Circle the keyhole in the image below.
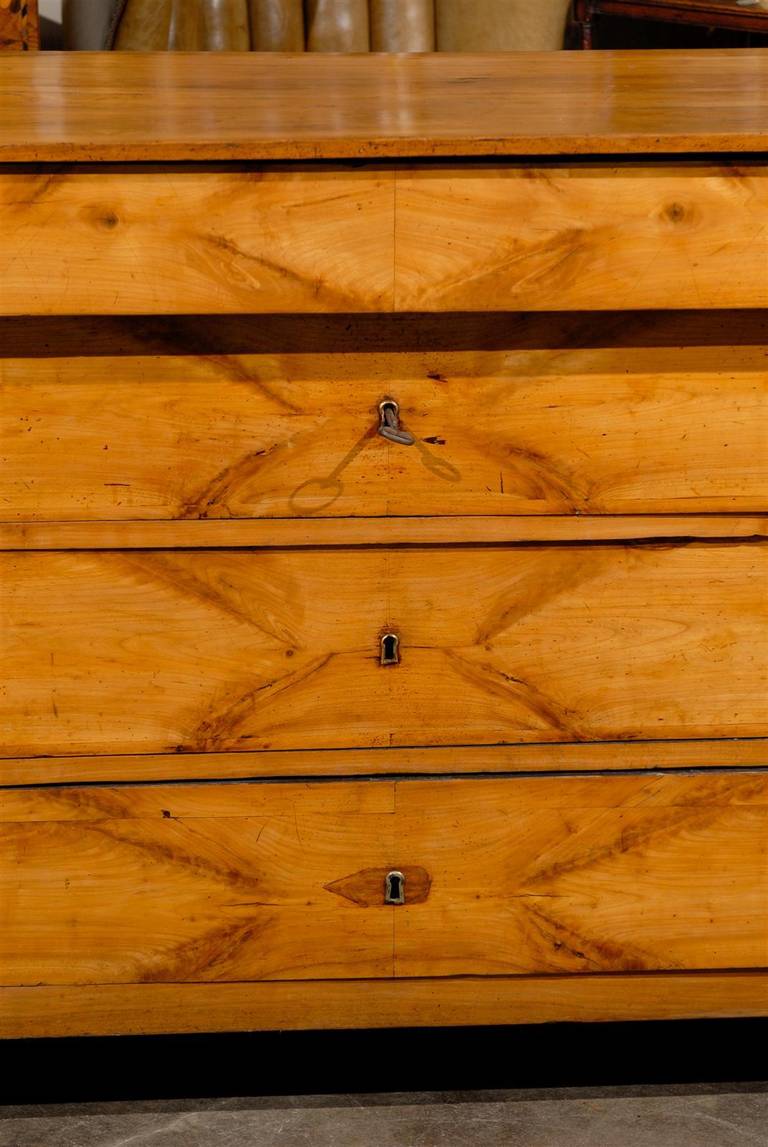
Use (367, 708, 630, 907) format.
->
(385, 870, 406, 905)
(380, 632, 400, 666)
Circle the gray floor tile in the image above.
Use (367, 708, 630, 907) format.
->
(0, 1087, 766, 1147)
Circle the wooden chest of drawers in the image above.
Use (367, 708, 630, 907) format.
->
(1, 51, 767, 1039)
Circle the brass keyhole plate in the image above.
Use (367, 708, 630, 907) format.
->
(384, 870, 406, 905)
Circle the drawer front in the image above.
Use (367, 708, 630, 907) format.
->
(2, 543, 765, 758)
(0, 168, 394, 315)
(396, 164, 768, 311)
(4, 164, 767, 318)
(2, 773, 766, 985)
(3, 337, 766, 520)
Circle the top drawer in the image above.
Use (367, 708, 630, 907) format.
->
(1, 163, 767, 315)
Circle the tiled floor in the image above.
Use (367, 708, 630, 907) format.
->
(1, 1085, 766, 1147)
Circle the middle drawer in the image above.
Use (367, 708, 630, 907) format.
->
(3, 541, 765, 760)
(2, 332, 766, 520)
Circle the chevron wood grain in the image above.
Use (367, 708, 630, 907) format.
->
(2, 773, 766, 987)
(4, 163, 768, 315)
(396, 164, 768, 311)
(2, 340, 765, 519)
(0, 167, 394, 315)
(393, 773, 768, 977)
(0, 781, 397, 986)
(2, 542, 765, 758)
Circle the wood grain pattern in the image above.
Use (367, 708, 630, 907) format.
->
(2, 52, 768, 162)
(0, 780, 396, 986)
(3, 971, 767, 1038)
(0, 168, 394, 315)
(396, 164, 768, 311)
(4, 163, 768, 315)
(394, 774, 768, 979)
(2, 515, 765, 551)
(3, 341, 765, 519)
(2, 543, 765, 758)
(4, 739, 767, 788)
(2, 773, 766, 987)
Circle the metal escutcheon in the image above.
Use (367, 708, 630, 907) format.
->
(378, 399, 415, 446)
(384, 870, 406, 905)
(380, 632, 400, 666)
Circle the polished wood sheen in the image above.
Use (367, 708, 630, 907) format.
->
(3, 972, 767, 1039)
(2, 773, 766, 987)
(2, 52, 768, 161)
(3, 340, 765, 517)
(2, 543, 765, 757)
(0, 168, 393, 316)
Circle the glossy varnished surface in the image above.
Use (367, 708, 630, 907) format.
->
(2, 51, 768, 162)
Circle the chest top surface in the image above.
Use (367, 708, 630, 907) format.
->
(1, 49, 768, 162)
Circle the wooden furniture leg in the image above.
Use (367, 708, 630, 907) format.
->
(573, 0, 595, 47)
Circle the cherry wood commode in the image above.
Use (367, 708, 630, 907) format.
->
(1, 52, 767, 1039)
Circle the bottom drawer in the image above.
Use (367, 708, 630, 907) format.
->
(3, 772, 767, 988)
